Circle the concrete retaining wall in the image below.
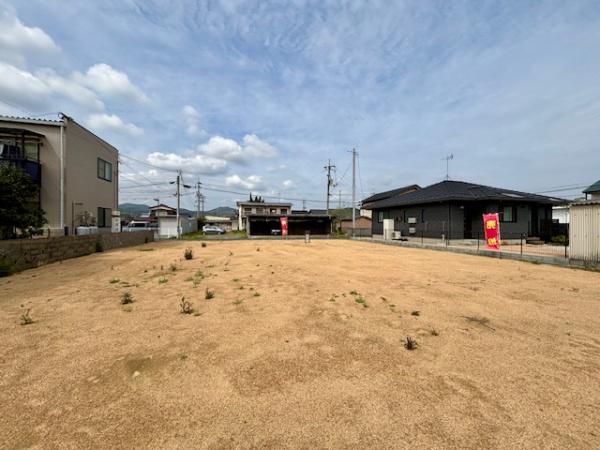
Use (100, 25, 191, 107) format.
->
(0, 231, 154, 274)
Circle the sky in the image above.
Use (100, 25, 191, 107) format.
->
(1, 0, 599, 210)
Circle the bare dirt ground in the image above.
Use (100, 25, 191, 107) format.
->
(1, 239, 599, 449)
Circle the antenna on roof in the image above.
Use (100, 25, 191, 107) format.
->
(442, 154, 454, 180)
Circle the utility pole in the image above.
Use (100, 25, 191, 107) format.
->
(350, 148, 358, 235)
(175, 171, 181, 238)
(338, 190, 342, 208)
(195, 179, 203, 218)
(324, 159, 336, 215)
(302, 199, 306, 211)
(170, 170, 191, 239)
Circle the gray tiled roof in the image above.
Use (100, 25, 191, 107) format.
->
(366, 180, 567, 209)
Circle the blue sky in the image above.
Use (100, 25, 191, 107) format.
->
(1, 0, 599, 210)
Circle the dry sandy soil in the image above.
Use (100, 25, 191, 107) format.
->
(1, 239, 599, 449)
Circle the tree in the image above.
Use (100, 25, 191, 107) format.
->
(0, 164, 46, 239)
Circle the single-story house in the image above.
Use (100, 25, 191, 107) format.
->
(204, 215, 238, 231)
(362, 180, 567, 241)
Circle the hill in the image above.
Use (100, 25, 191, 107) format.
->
(118, 203, 235, 217)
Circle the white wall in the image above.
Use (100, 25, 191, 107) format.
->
(157, 216, 198, 239)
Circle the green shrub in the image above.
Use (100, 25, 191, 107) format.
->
(0, 259, 12, 277)
(551, 235, 568, 245)
(184, 248, 193, 260)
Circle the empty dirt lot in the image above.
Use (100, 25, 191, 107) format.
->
(1, 239, 599, 449)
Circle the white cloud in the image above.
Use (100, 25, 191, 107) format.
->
(36, 68, 104, 110)
(241, 134, 278, 158)
(146, 152, 227, 175)
(0, 6, 59, 66)
(0, 62, 51, 110)
(197, 134, 278, 164)
(182, 105, 204, 136)
(87, 113, 143, 137)
(282, 179, 294, 189)
(225, 174, 265, 190)
(74, 63, 149, 105)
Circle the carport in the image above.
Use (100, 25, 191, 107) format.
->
(247, 214, 331, 236)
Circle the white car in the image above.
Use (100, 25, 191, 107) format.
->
(202, 225, 225, 235)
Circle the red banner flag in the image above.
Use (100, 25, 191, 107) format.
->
(482, 213, 501, 250)
(280, 216, 288, 236)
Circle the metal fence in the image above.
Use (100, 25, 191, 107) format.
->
(400, 230, 571, 260)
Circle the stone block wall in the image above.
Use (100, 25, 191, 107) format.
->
(0, 231, 154, 274)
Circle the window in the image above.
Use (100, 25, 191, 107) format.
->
(377, 211, 390, 223)
(256, 207, 264, 214)
(97, 207, 112, 227)
(270, 208, 277, 214)
(244, 207, 252, 213)
(500, 205, 516, 223)
(280, 208, 288, 215)
(97, 158, 112, 181)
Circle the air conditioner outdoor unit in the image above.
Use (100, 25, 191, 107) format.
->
(408, 217, 417, 224)
(392, 231, 402, 240)
(409, 227, 416, 234)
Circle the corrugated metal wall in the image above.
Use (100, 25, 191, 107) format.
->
(569, 203, 600, 261)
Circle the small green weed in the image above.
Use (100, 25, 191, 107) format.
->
(20, 308, 33, 325)
(158, 276, 168, 284)
(233, 299, 243, 305)
(109, 278, 120, 284)
(184, 248, 193, 260)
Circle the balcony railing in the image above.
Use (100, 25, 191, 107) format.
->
(0, 156, 41, 184)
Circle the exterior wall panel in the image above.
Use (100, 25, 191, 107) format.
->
(569, 203, 600, 261)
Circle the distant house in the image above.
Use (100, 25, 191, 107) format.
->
(0, 114, 119, 235)
(236, 199, 291, 231)
(123, 203, 197, 238)
(361, 184, 420, 210)
(204, 215, 237, 231)
(362, 180, 566, 241)
(583, 179, 600, 201)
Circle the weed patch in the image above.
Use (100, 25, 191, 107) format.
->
(20, 308, 33, 325)
(184, 248, 193, 260)
(180, 297, 194, 314)
(404, 336, 418, 350)
(120, 292, 134, 305)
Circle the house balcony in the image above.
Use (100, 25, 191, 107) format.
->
(0, 127, 44, 185)
(0, 156, 42, 184)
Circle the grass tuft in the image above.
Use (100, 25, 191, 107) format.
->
(205, 288, 215, 300)
(184, 248, 193, 260)
(20, 308, 33, 325)
(180, 297, 194, 314)
(120, 291, 134, 305)
(109, 278, 120, 284)
(404, 336, 418, 350)
(411, 310, 420, 316)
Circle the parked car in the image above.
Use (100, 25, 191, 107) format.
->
(203, 225, 225, 235)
